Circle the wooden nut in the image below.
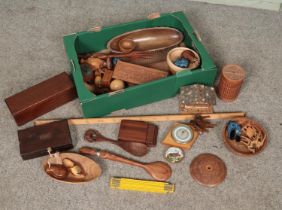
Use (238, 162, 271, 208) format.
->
(46, 164, 68, 179)
(62, 158, 75, 168)
(69, 165, 82, 176)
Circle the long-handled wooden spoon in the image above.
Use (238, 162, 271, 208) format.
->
(84, 129, 148, 157)
(80, 147, 172, 181)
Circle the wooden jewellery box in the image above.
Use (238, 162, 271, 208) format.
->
(63, 11, 217, 118)
(18, 120, 73, 160)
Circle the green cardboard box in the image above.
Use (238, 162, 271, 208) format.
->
(63, 11, 217, 118)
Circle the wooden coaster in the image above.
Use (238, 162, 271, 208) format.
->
(162, 123, 199, 150)
(223, 117, 268, 156)
(190, 153, 227, 187)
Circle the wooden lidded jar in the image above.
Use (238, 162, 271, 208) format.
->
(217, 64, 246, 101)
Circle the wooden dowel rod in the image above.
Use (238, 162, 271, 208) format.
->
(34, 112, 245, 126)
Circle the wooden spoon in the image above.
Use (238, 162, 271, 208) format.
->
(79, 147, 172, 181)
(84, 129, 148, 157)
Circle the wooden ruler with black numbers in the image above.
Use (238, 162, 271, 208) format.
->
(34, 112, 245, 126)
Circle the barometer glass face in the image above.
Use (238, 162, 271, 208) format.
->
(171, 125, 193, 144)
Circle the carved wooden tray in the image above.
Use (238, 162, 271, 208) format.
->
(43, 153, 102, 184)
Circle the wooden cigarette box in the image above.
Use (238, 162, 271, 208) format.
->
(18, 120, 73, 160)
(118, 120, 158, 147)
(113, 61, 168, 84)
(5, 72, 77, 126)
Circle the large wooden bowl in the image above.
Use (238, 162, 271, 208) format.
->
(222, 117, 268, 156)
(43, 153, 102, 183)
(107, 27, 183, 64)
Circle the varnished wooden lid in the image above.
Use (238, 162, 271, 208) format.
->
(190, 153, 227, 187)
(222, 64, 246, 81)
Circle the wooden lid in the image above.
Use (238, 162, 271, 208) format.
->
(222, 64, 245, 81)
(190, 153, 227, 187)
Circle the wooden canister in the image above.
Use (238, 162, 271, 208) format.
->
(217, 64, 246, 101)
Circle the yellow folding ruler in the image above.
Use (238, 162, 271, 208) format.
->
(109, 177, 175, 194)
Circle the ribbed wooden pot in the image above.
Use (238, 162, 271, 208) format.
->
(217, 64, 246, 101)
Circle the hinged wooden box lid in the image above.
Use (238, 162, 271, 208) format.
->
(118, 120, 158, 147)
(5, 72, 77, 126)
(18, 120, 73, 160)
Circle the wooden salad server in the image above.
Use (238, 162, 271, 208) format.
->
(79, 147, 172, 181)
(84, 129, 148, 157)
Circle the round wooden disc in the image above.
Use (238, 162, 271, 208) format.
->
(190, 153, 227, 187)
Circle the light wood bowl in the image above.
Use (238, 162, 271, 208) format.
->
(223, 117, 268, 156)
(43, 153, 102, 184)
(167, 47, 200, 74)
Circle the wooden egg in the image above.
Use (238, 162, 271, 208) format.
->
(110, 79, 125, 91)
(62, 158, 75, 168)
(70, 165, 82, 176)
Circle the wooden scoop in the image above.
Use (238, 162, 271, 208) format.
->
(80, 147, 172, 181)
(84, 129, 148, 157)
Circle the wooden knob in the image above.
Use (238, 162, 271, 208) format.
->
(119, 38, 136, 53)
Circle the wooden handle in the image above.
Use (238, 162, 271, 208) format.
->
(80, 147, 143, 167)
(79, 147, 99, 156)
(96, 136, 118, 145)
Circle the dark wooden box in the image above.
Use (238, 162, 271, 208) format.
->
(5, 72, 77, 126)
(18, 120, 73, 160)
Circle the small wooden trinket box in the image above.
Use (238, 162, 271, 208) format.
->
(18, 120, 73, 160)
(179, 84, 216, 114)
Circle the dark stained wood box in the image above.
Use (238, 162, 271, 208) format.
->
(18, 120, 73, 160)
(5, 72, 77, 126)
(118, 120, 158, 147)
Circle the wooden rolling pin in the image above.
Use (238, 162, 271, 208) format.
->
(34, 112, 245, 126)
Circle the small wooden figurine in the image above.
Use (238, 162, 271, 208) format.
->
(101, 69, 113, 87)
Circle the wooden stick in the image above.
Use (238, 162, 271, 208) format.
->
(34, 112, 245, 126)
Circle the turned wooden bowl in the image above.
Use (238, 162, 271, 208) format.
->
(167, 47, 200, 74)
(107, 27, 183, 64)
(222, 117, 268, 156)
